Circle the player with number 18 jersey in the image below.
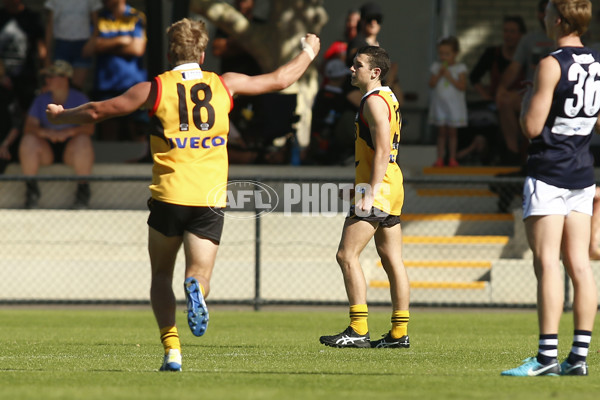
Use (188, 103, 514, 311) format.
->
(149, 64, 233, 207)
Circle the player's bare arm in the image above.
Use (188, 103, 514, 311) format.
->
(222, 34, 320, 97)
(46, 81, 154, 125)
(520, 56, 560, 139)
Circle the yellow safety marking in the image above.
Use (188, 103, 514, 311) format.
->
(402, 213, 513, 221)
(376, 260, 492, 268)
(370, 280, 487, 290)
(403, 236, 509, 244)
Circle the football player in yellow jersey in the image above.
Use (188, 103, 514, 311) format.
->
(319, 46, 411, 349)
(46, 18, 320, 371)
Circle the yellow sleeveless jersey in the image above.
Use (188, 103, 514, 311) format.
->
(354, 86, 404, 215)
(148, 64, 233, 207)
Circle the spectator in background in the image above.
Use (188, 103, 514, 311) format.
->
(345, 2, 403, 108)
(84, 0, 148, 150)
(346, 2, 381, 65)
(428, 36, 468, 167)
(44, 0, 102, 91)
(496, 0, 553, 164)
(320, 8, 359, 88)
(308, 58, 354, 165)
(0, 0, 46, 136)
(19, 60, 94, 209)
(323, 8, 360, 63)
(457, 15, 526, 165)
(470, 16, 526, 102)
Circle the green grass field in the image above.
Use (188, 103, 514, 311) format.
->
(0, 307, 599, 400)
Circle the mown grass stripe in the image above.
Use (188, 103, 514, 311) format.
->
(402, 213, 513, 221)
(404, 235, 509, 244)
(370, 280, 487, 290)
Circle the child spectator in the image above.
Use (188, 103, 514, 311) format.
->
(428, 36, 468, 167)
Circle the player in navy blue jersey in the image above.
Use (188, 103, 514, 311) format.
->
(502, 0, 598, 377)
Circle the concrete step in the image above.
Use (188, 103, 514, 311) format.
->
(402, 213, 513, 236)
(403, 183, 501, 214)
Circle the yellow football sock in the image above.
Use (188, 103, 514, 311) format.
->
(160, 325, 181, 354)
(349, 304, 369, 335)
(390, 310, 409, 338)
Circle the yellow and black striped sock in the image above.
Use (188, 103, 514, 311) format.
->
(390, 310, 409, 338)
(349, 304, 369, 335)
(160, 325, 181, 354)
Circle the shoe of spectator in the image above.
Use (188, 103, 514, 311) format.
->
(73, 183, 91, 209)
(448, 159, 459, 167)
(25, 180, 40, 209)
(432, 158, 444, 167)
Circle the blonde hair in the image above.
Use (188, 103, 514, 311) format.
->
(167, 18, 209, 65)
(551, 0, 592, 36)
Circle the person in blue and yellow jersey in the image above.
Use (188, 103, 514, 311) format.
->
(319, 46, 410, 349)
(46, 18, 320, 372)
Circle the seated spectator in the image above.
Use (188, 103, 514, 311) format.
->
(44, 0, 102, 90)
(19, 60, 94, 209)
(470, 16, 526, 102)
(495, 0, 553, 165)
(457, 15, 526, 165)
(307, 59, 355, 165)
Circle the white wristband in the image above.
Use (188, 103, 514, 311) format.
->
(301, 37, 315, 61)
